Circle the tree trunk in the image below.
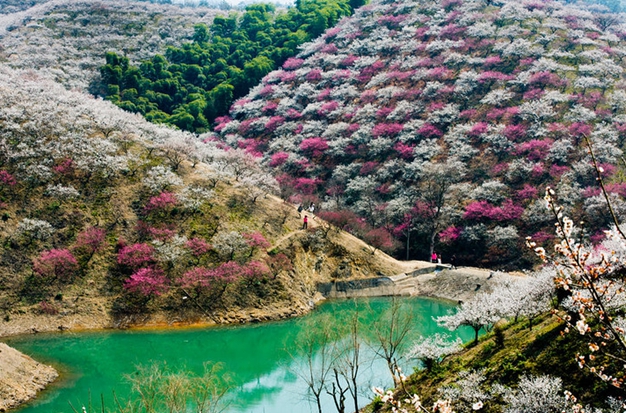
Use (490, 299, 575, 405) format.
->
(406, 229, 410, 261)
(429, 229, 437, 258)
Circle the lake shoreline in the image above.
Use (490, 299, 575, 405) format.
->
(3, 296, 469, 413)
(0, 267, 512, 411)
(0, 266, 511, 339)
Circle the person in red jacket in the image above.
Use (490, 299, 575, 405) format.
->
(302, 215, 308, 229)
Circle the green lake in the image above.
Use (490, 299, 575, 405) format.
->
(5, 297, 472, 413)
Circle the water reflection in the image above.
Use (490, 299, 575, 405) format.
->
(7, 297, 471, 413)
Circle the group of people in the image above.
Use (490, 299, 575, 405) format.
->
(298, 203, 316, 229)
(432, 251, 457, 269)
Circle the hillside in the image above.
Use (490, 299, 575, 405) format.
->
(368, 314, 622, 412)
(0, 65, 421, 337)
(210, 0, 626, 269)
(3, 0, 626, 411)
(0, 0, 221, 89)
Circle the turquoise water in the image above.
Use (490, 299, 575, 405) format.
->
(6, 297, 471, 413)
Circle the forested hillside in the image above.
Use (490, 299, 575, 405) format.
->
(98, 0, 362, 131)
(0, 65, 403, 330)
(209, 0, 626, 269)
(0, 0, 220, 89)
(2, 0, 626, 412)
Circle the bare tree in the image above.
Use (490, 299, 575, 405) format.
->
(292, 313, 339, 413)
(413, 159, 467, 257)
(368, 298, 414, 385)
(326, 303, 364, 413)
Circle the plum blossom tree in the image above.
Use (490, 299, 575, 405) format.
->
(15, 218, 55, 244)
(212, 231, 249, 261)
(488, 268, 554, 329)
(408, 333, 462, 371)
(236, 171, 280, 204)
(264, 253, 293, 279)
(177, 185, 214, 211)
(117, 243, 155, 269)
(363, 227, 395, 255)
(178, 261, 245, 309)
(144, 192, 178, 216)
(44, 184, 80, 201)
(436, 292, 501, 345)
(185, 238, 212, 257)
(33, 249, 79, 283)
(502, 375, 569, 413)
(151, 235, 187, 269)
(159, 134, 199, 170)
(438, 369, 491, 413)
(72, 227, 106, 262)
(211, 149, 262, 182)
(527, 187, 626, 389)
(124, 267, 169, 297)
(243, 231, 271, 256)
(143, 166, 183, 193)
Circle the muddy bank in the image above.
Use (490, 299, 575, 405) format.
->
(1, 266, 515, 337)
(0, 343, 58, 412)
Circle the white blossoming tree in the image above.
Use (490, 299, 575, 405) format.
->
(436, 293, 502, 346)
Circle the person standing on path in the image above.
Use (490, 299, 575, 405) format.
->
(450, 254, 457, 269)
(431, 251, 438, 263)
(303, 215, 308, 229)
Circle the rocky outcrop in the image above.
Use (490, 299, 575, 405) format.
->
(0, 343, 58, 412)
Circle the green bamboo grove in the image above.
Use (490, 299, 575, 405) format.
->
(99, 0, 364, 132)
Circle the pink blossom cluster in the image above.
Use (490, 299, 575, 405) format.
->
(464, 200, 524, 221)
(144, 192, 178, 213)
(33, 249, 79, 281)
(124, 267, 169, 296)
(117, 243, 155, 268)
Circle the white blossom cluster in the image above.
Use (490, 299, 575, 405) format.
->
(15, 218, 55, 241)
(142, 165, 184, 193)
(45, 183, 80, 200)
(0, 0, 222, 90)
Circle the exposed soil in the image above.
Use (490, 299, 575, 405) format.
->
(412, 267, 523, 303)
(0, 343, 58, 412)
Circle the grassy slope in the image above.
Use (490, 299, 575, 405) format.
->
(367, 314, 620, 412)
